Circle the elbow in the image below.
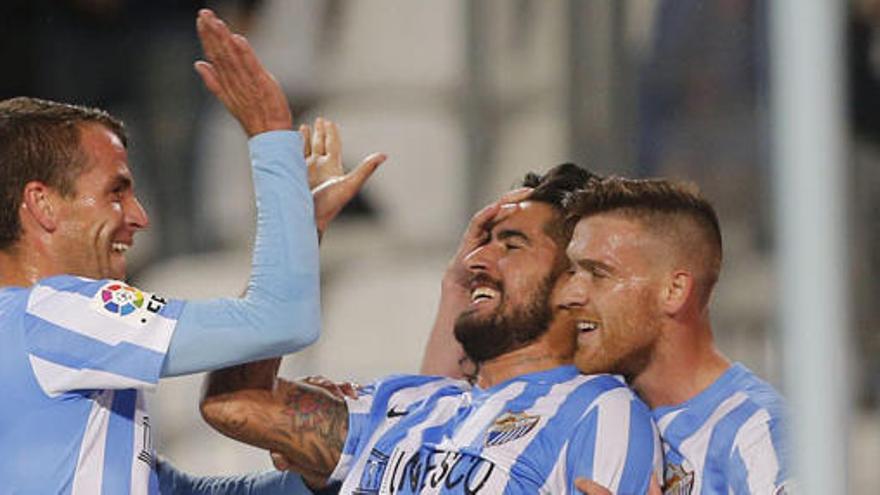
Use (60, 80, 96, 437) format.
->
(199, 395, 236, 433)
(264, 301, 320, 353)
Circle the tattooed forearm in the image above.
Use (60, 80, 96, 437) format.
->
(203, 358, 281, 398)
(200, 379, 349, 478)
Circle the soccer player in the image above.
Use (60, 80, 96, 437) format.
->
(558, 177, 792, 494)
(0, 9, 382, 494)
(197, 164, 662, 494)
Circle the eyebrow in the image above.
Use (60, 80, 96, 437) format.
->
(572, 257, 615, 274)
(107, 174, 133, 191)
(495, 229, 531, 245)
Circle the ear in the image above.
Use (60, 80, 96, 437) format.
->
(21, 181, 60, 233)
(659, 270, 693, 316)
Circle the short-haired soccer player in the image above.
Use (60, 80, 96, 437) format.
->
(0, 9, 383, 493)
(559, 177, 792, 494)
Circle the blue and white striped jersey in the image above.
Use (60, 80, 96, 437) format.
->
(332, 365, 662, 494)
(0, 275, 184, 494)
(653, 363, 791, 495)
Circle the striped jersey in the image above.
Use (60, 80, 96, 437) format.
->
(332, 365, 662, 494)
(653, 363, 791, 494)
(0, 275, 183, 494)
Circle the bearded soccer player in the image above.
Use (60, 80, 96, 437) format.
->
(0, 10, 384, 494)
(558, 177, 792, 494)
(196, 164, 661, 494)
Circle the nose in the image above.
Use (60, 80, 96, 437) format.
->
(126, 195, 150, 230)
(463, 243, 496, 276)
(558, 273, 588, 310)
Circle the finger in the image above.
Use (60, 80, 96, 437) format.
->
(491, 202, 521, 224)
(270, 452, 291, 471)
(313, 118, 326, 156)
(339, 382, 359, 399)
(648, 473, 663, 495)
(303, 375, 333, 387)
(199, 11, 232, 69)
(300, 124, 311, 157)
(574, 478, 612, 495)
(497, 186, 533, 205)
(345, 153, 387, 190)
(194, 61, 223, 98)
(464, 201, 502, 238)
(325, 120, 341, 164)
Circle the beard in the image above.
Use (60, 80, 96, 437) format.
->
(453, 274, 555, 364)
(574, 289, 660, 381)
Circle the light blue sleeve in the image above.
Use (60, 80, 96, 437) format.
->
(160, 130, 321, 377)
(156, 458, 316, 495)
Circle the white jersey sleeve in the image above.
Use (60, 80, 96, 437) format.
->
(22, 275, 183, 396)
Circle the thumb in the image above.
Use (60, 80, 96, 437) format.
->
(574, 478, 612, 495)
(270, 451, 292, 470)
(648, 473, 663, 495)
(345, 152, 387, 191)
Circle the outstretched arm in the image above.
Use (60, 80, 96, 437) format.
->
(162, 9, 320, 376)
(419, 188, 532, 378)
(201, 363, 349, 488)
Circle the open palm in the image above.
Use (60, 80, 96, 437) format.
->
(300, 118, 387, 238)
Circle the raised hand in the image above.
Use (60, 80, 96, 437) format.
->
(194, 9, 292, 136)
(299, 118, 386, 238)
(443, 187, 533, 291)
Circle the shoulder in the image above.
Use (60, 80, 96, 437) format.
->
(366, 374, 468, 398)
(24, 275, 184, 335)
(576, 374, 643, 410)
(731, 365, 788, 419)
(349, 374, 467, 415)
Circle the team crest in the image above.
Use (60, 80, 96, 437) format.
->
(663, 463, 694, 495)
(485, 411, 540, 447)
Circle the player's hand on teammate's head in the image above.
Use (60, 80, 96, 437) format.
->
(302, 118, 387, 239)
(443, 187, 533, 291)
(194, 9, 292, 136)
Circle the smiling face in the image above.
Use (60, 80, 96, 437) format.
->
(453, 201, 567, 363)
(558, 213, 665, 379)
(51, 123, 149, 280)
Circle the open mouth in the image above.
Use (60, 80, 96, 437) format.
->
(576, 320, 600, 334)
(111, 242, 130, 254)
(471, 286, 499, 304)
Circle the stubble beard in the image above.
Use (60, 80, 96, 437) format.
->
(575, 291, 660, 382)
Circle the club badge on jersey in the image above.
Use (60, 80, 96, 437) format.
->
(485, 411, 540, 447)
(663, 463, 695, 495)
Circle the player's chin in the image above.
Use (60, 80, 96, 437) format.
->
(107, 254, 128, 280)
(572, 347, 604, 376)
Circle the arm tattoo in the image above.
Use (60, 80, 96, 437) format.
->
(201, 378, 349, 479)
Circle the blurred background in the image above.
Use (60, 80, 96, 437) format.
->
(2, 0, 877, 491)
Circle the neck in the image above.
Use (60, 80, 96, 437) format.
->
(476, 342, 570, 389)
(0, 241, 56, 287)
(630, 317, 730, 409)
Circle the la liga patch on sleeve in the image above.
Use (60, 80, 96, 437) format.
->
(92, 281, 168, 327)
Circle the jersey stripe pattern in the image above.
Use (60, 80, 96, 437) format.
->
(0, 275, 183, 494)
(653, 363, 792, 494)
(332, 365, 661, 494)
